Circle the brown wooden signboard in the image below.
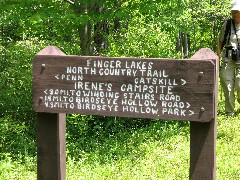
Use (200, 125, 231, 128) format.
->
(33, 46, 218, 180)
(33, 55, 216, 122)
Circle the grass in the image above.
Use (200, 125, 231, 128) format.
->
(66, 121, 190, 180)
(1, 94, 240, 179)
(0, 154, 36, 179)
(217, 115, 240, 179)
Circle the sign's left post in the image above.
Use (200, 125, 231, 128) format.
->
(33, 46, 66, 180)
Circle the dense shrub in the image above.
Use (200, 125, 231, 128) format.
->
(0, 39, 81, 158)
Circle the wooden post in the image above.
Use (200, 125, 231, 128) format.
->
(190, 48, 218, 179)
(36, 46, 66, 180)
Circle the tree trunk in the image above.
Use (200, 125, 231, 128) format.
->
(71, 2, 93, 56)
(78, 22, 92, 56)
(93, 3, 109, 55)
(176, 31, 190, 58)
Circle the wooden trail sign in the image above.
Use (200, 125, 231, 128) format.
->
(33, 55, 216, 122)
(33, 46, 218, 180)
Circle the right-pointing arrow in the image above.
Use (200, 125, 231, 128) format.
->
(181, 79, 187, 86)
(186, 102, 191, 108)
(189, 110, 195, 116)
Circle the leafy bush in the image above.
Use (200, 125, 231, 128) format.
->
(106, 18, 180, 58)
(0, 116, 36, 160)
(0, 40, 39, 117)
(66, 113, 189, 160)
(0, 38, 81, 159)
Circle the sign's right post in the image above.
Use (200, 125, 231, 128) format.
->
(190, 48, 218, 180)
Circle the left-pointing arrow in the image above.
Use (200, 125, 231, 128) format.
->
(55, 74, 59, 80)
(44, 89, 48, 95)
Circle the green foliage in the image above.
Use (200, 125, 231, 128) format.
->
(0, 41, 35, 116)
(2, 113, 240, 179)
(0, 116, 36, 160)
(66, 114, 155, 159)
(0, 153, 36, 179)
(1, 0, 231, 55)
(106, 19, 179, 58)
(0, 38, 80, 117)
(66, 120, 190, 180)
(1, 0, 240, 179)
(66, 112, 239, 179)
